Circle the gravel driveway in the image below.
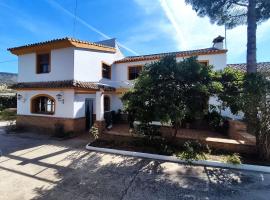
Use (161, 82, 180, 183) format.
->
(0, 125, 270, 200)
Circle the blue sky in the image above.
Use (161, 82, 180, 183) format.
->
(0, 0, 270, 73)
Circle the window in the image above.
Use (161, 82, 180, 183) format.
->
(104, 96, 110, 112)
(128, 66, 142, 80)
(31, 95, 55, 114)
(199, 61, 209, 67)
(102, 62, 111, 79)
(36, 53, 50, 74)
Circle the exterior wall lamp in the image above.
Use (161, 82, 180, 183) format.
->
(56, 92, 64, 104)
(17, 94, 23, 100)
(17, 93, 26, 103)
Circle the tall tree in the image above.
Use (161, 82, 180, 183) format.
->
(185, 0, 270, 73)
(122, 56, 220, 137)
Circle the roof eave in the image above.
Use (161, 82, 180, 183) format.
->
(114, 49, 228, 64)
(8, 38, 116, 55)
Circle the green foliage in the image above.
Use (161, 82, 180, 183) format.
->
(177, 140, 211, 163)
(185, 0, 270, 73)
(205, 108, 228, 134)
(242, 73, 270, 160)
(185, 0, 270, 28)
(0, 95, 16, 111)
(141, 137, 174, 155)
(122, 56, 219, 136)
(225, 153, 242, 165)
(218, 67, 245, 114)
(219, 71, 270, 160)
(90, 126, 99, 140)
(0, 109, 16, 121)
(134, 123, 161, 137)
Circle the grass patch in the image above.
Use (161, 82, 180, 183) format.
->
(224, 153, 242, 165)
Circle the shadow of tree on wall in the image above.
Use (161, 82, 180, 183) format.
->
(30, 150, 269, 200)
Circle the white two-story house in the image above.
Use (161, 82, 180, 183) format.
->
(8, 36, 227, 133)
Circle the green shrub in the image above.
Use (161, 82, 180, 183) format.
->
(0, 95, 16, 111)
(225, 153, 241, 165)
(134, 123, 161, 137)
(143, 137, 173, 155)
(89, 126, 99, 140)
(177, 140, 210, 162)
(205, 109, 229, 134)
(0, 109, 16, 121)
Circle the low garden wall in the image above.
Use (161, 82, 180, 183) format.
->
(103, 119, 257, 154)
(228, 120, 256, 144)
(103, 131, 256, 155)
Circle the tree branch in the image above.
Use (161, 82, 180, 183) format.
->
(233, 2, 248, 7)
(229, 1, 248, 7)
(229, 13, 247, 18)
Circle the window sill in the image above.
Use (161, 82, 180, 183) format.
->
(36, 72, 51, 74)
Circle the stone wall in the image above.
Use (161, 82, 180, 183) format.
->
(17, 115, 86, 134)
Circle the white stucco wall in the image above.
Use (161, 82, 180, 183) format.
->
(16, 44, 126, 119)
(72, 93, 123, 118)
(73, 94, 96, 118)
(113, 53, 227, 88)
(17, 90, 75, 118)
(111, 94, 123, 111)
(209, 96, 244, 120)
(15, 41, 228, 120)
(74, 46, 124, 82)
(18, 48, 74, 82)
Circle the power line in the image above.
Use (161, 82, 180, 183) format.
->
(72, 0, 78, 37)
(47, 0, 139, 55)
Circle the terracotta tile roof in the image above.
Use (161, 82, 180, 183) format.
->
(12, 80, 115, 91)
(114, 48, 227, 63)
(8, 37, 116, 55)
(227, 62, 270, 73)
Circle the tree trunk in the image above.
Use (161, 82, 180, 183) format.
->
(247, 0, 257, 73)
(257, 132, 270, 162)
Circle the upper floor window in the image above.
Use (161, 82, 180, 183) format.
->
(199, 60, 209, 67)
(36, 53, 50, 74)
(102, 62, 111, 79)
(128, 65, 142, 80)
(31, 95, 55, 115)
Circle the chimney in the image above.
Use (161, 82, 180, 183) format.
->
(212, 35, 225, 49)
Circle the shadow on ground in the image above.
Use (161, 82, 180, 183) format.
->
(1, 129, 270, 200)
(31, 152, 270, 200)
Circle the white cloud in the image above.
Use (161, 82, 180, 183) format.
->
(133, 0, 160, 14)
(159, 0, 187, 49)
(134, 0, 270, 63)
